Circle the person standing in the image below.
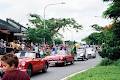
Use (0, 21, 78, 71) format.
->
(0, 39, 4, 48)
(0, 53, 30, 80)
(21, 42, 25, 51)
(3, 41, 7, 53)
(39, 47, 44, 58)
(0, 39, 5, 54)
(71, 45, 77, 56)
(34, 45, 39, 53)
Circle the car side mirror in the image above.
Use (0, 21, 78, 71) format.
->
(36, 53, 40, 58)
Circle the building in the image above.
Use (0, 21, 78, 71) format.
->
(0, 18, 27, 42)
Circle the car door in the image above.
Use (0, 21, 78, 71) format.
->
(65, 53, 73, 62)
(35, 53, 44, 70)
(28, 52, 39, 72)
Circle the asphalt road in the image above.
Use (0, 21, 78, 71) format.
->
(31, 54, 101, 80)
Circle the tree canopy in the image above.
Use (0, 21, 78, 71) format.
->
(26, 14, 82, 44)
(103, 0, 120, 21)
(83, 0, 120, 60)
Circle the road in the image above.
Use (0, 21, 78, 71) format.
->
(31, 54, 101, 80)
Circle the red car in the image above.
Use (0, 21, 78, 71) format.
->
(15, 51, 49, 76)
(44, 50, 74, 66)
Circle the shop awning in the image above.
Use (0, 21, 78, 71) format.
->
(0, 29, 10, 34)
(0, 19, 21, 33)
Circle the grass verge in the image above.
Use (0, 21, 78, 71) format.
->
(68, 66, 120, 80)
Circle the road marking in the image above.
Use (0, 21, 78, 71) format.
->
(60, 67, 95, 80)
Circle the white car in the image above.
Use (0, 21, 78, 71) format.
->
(74, 48, 88, 61)
(86, 47, 96, 58)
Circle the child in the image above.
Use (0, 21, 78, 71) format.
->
(0, 53, 30, 80)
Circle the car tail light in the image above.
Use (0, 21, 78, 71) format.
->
(19, 61, 26, 68)
(21, 62, 26, 66)
(18, 62, 26, 69)
(60, 57, 64, 60)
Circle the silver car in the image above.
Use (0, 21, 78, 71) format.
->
(86, 47, 96, 58)
(74, 48, 88, 61)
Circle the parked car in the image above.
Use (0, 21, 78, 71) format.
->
(86, 47, 96, 58)
(44, 50, 74, 66)
(15, 51, 49, 76)
(74, 48, 88, 61)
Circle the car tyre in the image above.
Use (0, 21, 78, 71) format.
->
(93, 55, 96, 58)
(63, 60, 67, 66)
(42, 63, 48, 73)
(27, 65, 32, 77)
(70, 60, 74, 64)
(87, 54, 91, 59)
(82, 55, 86, 61)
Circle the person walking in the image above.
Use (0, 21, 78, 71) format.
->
(0, 53, 30, 80)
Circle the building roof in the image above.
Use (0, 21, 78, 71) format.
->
(6, 18, 27, 30)
(0, 19, 21, 33)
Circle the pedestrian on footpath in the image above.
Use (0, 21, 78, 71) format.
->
(0, 53, 30, 80)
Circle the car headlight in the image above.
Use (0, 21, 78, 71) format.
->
(80, 53, 84, 56)
(20, 61, 26, 66)
(60, 57, 64, 60)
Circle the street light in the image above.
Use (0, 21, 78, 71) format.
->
(43, 2, 65, 45)
(43, 2, 66, 29)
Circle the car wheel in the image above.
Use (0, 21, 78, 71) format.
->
(82, 58, 85, 61)
(85, 55, 89, 60)
(82, 55, 85, 61)
(87, 54, 91, 59)
(70, 60, 74, 64)
(27, 65, 32, 77)
(93, 55, 96, 58)
(0, 69, 4, 78)
(63, 60, 67, 66)
(42, 63, 48, 73)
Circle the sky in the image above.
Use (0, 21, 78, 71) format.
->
(0, 0, 111, 42)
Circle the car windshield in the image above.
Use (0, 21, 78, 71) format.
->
(86, 48, 94, 52)
(15, 51, 35, 58)
(77, 48, 85, 52)
(57, 50, 67, 55)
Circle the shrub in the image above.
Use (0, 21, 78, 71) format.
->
(99, 58, 114, 66)
(108, 47, 120, 60)
(99, 47, 108, 58)
(114, 59, 120, 66)
(100, 45, 120, 60)
(99, 22, 120, 61)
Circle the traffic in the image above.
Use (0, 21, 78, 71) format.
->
(0, 42, 98, 78)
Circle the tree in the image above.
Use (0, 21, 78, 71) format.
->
(26, 27, 52, 44)
(91, 24, 103, 31)
(45, 18, 82, 36)
(26, 28, 38, 43)
(103, 0, 120, 21)
(27, 14, 82, 44)
(29, 14, 82, 35)
(54, 38, 63, 45)
(82, 32, 104, 45)
(82, 0, 120, 60)
(99, 0, 120, 60)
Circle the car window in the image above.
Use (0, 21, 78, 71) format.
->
(57, 50, 67, 55)
(86, 48, 94, 52)
(26, 52, 35, 58)
(20, 51, 26, 57)
(36, 53, 40, 58)
(77, 48, 85, 52)
(16, 52, 35, 58)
